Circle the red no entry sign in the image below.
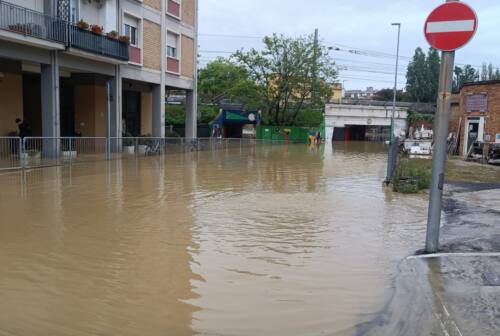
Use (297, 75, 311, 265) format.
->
(424, 2, 478, 51)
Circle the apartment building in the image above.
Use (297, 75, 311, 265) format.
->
(0, 0, 198, 139)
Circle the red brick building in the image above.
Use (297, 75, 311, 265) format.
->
(451, 81, 500, 156)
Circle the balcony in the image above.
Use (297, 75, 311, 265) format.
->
(0, 1, 67, 44)
(0, 1, 129, 62)
(68, 25, 129, 61)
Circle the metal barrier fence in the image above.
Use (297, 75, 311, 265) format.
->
(0, 0, 67, 43)
(0, 137, 297, 171)
(0, 137, 22, 170)
(0, 0, 128, 61)
(68, 25, 129, 61)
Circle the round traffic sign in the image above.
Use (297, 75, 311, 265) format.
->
(424, 2, 477, 52)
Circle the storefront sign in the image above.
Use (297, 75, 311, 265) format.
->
(466, 94, 488, 112)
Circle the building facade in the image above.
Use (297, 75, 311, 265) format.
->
(324, 103, 408, 142)
(343, 87, 377, 101)
(0, 0, 198, 139)
(450, 81, 500, 156)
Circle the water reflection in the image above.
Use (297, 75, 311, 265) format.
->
(0, 159, 199, 336)
(0, 143, 429, 336)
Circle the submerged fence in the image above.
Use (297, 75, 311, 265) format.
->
(0, 137, 296, 171)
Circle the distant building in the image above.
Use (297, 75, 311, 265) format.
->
(449, 80, 500, 156)
(324, 102, 408, 142)
(330, 83, 343, 104)
(0, 0, 198, 138)
(344, 87, 377, 101)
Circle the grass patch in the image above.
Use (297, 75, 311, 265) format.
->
(446, 158, 500, 183)
(393, 158, 432, 193)
(392, 156, 500, 193)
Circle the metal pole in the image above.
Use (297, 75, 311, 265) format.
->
(385, 23, 401, 184)
(311, 28, 319, 110)
(106, 81, 111, 160)
(391, 23, 401, 142)
(425, 49, 455, 253)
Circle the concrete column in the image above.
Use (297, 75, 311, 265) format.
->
(185, 90, 197, 139)
(155, 0, 166, 138)
(41, 50, 60, 156)
(152, 84, 165, 137)
(107, 66, 122, 154)
(107, 66, 122, 138)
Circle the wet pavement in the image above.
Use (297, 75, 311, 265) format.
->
(0, 143, 497, 335)
(362, 182, 500, 336)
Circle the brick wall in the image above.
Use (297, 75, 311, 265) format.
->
(143, 20, 161, 71)
(458, 82, 500, 154)
(181, 0, 195, 27)
(181, 35, 194, 78)
(143, 0, 161, 11)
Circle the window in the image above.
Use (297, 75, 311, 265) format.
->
(167, 46, 177, 58)
(167, 32, 179, 59)
(124, 24, 137, 46)
(123, 15, 139, 47)
(70, 0, 79, 22)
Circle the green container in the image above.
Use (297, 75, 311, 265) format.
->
(256, 125, 325, 143)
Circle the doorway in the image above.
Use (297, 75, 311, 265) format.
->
(60, 78, 75, 136)
(122, 91, 141, 136)
(464, 117, 484, 156)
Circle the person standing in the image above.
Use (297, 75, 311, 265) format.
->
(316, 132, 322, 145)
(16, 118, 32, 138)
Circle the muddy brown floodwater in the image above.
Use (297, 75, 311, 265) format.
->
(0, 142, 429, 336)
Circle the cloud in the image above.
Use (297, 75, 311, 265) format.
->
(199, 0, 500, 89)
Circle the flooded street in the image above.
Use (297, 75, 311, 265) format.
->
(0, 143, 430, 336)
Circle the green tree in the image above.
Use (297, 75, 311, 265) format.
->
(405, 47, 428, 102)
(481, 62, 488, 81)
(233, 34, 337, 126)
(426, 48, 441, 102)
(405, 47, 441, 103)
(373, 88, 405, 102)
(479, 62, 500, 81)
(197, 58, 264, 110)
(453, 64, 479, 92)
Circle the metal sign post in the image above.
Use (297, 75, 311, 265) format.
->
(423, 0, 478, 253)
(425, 50, 455, 253)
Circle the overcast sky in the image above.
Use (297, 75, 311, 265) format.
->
(198, 0, 500, 90)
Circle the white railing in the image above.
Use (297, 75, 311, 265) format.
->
(0, 137, 22, 170)
(0, 137, 298, 170)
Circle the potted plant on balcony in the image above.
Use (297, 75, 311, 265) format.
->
(8, 23, 32, 35)
(122, 133, 135, 154)
(76, 19, 89, 30)
(106, 30, 118, 40)
(118, 35, 130, 44)
(90, 24, 103, 35)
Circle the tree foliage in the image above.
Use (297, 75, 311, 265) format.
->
(480, 62, 500, 81)
(232, 34, 337, 126)
(373, 88, 406, 102)
(197, 58, 264, 110)
(453, 64, 479, 92)
(405, 47, 440, 103)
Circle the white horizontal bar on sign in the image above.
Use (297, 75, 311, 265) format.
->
(426, 20, 475, 33)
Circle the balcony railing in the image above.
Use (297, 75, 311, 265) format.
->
(0, 1, 129, 61)
(68, 25, 129, 61)
(0, 0, 67, 43)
